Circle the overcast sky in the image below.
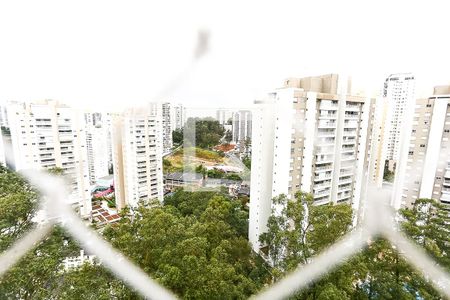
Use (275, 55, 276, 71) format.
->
(1, 0, 449, 111)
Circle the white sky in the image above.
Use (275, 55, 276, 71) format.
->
(1, 0, 450, 111)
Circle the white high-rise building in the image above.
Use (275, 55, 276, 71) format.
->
(162, 102, 173, 155)
(216, 109, 233, 126)
(84, 112, 111, 185)
(392, 85, 450, 209)
(172, 104, 186, 130)
(232, 110, 252, 144)
(367, 97, 392, 187)
(249, 74, 374, 251)
(111, 105, 164, 211)
(6, 100, 92, 216)
(384, 73, 415, 164)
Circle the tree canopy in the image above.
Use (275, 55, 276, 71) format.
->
(1, 162, 448, 299)
(260, 192, 446, 299)
(184, 118, 225, 149)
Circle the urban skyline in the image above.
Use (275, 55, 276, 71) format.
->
(1, 71, 450, 298)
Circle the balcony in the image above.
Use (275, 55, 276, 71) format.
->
(344, 113, 359, 120)
(313, 181, 332, 189)
(318, 121, 337, 128)
(341, 154, 355, 161)
(315, 146, 334, 155)
(316, 155, 334, 164)
(319, 102, 338, 110)
(315, 165, 333, 172)
(319, 112, 337, 119)
(314, 173, 332, 181)
(314, 198, 331, 205)
(339, 178, 353, 185)
(337, 193, 352, 201)
(313, 189, 331, 198)
(316, 138, 335, 146)
(344, 121, 358, 128)
(440, 192, 450, 202)
(345, 104, 360, 112)
(340, 169, 353, 177)
(342, 139, 356, 145)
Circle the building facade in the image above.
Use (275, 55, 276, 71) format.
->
(172, 103, 186, 130)
(84, 112, 111, 185)
(216, 109, 233, 126)
(367, 97, 392, 187)
(6, 100, 92, 216)
(384, 73, 416, 164)
(111, 105, 164, 210)
(232, 110, 252, 144)
(161, 102, 173, 155)
(392, 85, 450, 209)
(249, 74, 374, 251)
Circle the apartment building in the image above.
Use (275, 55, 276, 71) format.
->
(162, 102, 173, 155)
(172, 103, 186, 130)
(232, 110, 252, 145)
(216, 109, 233, 126)
(249, 74, 374, 251)
(384, 73, 415, 166)
(111, 105, 164, 211)
(367, 97, 392, 187)
(84, 112, 111, 185)
(6, 100, 92, 216)
(392, 85, 450, 209)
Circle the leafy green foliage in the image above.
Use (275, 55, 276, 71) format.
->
(260, 192, 353, 275)
(400, 198, 450, 269)
(102, 191, 269, 298)
(185, 118, 225, 149)
(261, 192, 445, 299)
(243, 156, 251, 170)
(47, 167, 65, 176)
(207, 168, 225, 179)
(0, 164, 38, 252)
(383, 160, 395, 182)
(225, 173, 242, 181)
(1, 161, 446, 299)
(172, 128, 183, 145)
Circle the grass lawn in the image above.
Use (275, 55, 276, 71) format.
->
(164, 147, 225, 173)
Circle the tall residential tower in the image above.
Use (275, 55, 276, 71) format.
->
(111, 105, 164, 211)
(249, 74, 374, 251)
(6, 100, 92, 216)
(384, 73, 415, 167)
(392, 85, 450, 209)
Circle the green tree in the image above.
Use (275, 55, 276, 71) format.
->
(47, 166, 65, 176)
(400, 198, 450, 269)
(0, 163, 38, 252)
(172, 128, 183, 145)
(0, 164, 136, 298)
(185, 118, 225, 149)
(103, 192, 269, 299)
(207, 168, 225, 179)
(242, 156, 251, 170)
(225, 173, 242, 181)
(260, 192, 353, 276)
(224, 130, 232, 143)
(260, 192, 443, 299)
